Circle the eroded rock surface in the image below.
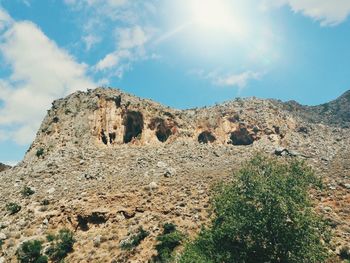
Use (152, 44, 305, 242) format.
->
(0, 163, 11, 173)
(0, 87, 350, 262)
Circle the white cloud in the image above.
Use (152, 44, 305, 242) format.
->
(191, 69, 264, 89)
(95, 50, 131, 71)
(64, 0, 157, 79)
(0, 7, 13, 31)
(264, 0, 350, 26)
(117, 26, 148, 49)
(0, 21, 95, 145)
(214, 71, 263, 89)
(82, 34, 101, 50)
(95, 26, 152, 78)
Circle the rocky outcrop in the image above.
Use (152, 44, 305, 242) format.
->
(281, 90, 350, 128)
(0, 87, 349, 262)
(0, 163, 11, 173)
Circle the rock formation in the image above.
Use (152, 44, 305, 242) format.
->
(0, 87, 349, 262)
(0, 163, 11, 173)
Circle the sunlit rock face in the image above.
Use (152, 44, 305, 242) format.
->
(2, 87, 349, 262)
(25, 87, 301, 160)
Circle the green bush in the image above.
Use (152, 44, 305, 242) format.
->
(179, 154, 330, 263)
(21, 186, 35, 197)
(36, 148, 44, 158)
(340, 246, 350, 260)
(17, 240, 48, 263)
(120, 227, 149, 250)
(46, 228, 75, 261)
(6, 202, 21, 215)
(153, 223, 184, 262)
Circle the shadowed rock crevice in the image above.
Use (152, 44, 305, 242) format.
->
(230, 126, 255, 146)
(101, 129, 108, 145)
(123, 111, 144, 143)
(109, 132, 116, 144)
(149, 118, 172, 142)
(198, 131, 216, 144)
(77, 212, 108, 231)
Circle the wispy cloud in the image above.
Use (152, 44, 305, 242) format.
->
(0, 15, 95, 145)
(191, 69, 264, 90)
(95, 25, 153, 78)
(214, 71, 264, 89)
(263, 0, 350, 26)
(82, 34, 101, 51)
(0, 7, 13, 31)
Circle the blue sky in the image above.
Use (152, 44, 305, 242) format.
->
(1, 0, 350, 164)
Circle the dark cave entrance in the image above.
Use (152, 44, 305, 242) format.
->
(123, 111, 144, 143)
(101, 129, 108, 145)
(149, 118, 172, 142)
(109, 132, 116, 144)
(230, 127, 254, 146)
(198, 131, 216, 144)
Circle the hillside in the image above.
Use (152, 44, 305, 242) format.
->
(0, 87, 349, 262)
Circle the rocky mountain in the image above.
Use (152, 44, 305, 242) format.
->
(0, 87, 349, 262)
(281, 90, 350, 128)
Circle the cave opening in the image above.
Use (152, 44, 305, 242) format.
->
(149, 118, 172, 142)
(101, 129, 108, 145)
(230, 127, 254, 146)
(198, 131, 216, 144)
(123, 111, 144, 143)
(109, 132, 116, 144)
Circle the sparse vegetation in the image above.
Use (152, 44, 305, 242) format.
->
(16, 240, 48, 263)
(36, 148, 44, 158)
(153, 223, 184, 262)
(46, 228, 75, 262)
(340, 246, 350, 260)
(21, 186, 35, 197)
(120, 227, 149, 250)
(6, 202, 21, 215)
(179, 154, 330, 263)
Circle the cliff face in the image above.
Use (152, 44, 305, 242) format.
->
(1, 87, 349, 262)
(26, 87, 310, 162)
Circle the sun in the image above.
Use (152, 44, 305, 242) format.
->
(189, 0, 246, 37)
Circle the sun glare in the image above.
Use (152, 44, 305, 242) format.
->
(189, 0, 246, 37)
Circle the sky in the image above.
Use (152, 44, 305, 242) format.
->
(1, 0, 350, 164)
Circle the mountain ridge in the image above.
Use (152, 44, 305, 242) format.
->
(0, 87, 349, 262)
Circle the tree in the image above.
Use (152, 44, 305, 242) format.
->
(179, 154, 330, 263)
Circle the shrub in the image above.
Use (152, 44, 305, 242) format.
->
(46, 228, 75, 261)
(179, 154, 330, 263)
(6, 202, 21, 215)
(46, 234, 55, 242)
(21, 186, 35, 197)
(36, 148, 44, 158)
(120, 227, 149, 250)
(17, 240, 48, 263)
(340, 246, 350, 260)
(153, 223, 184, 262)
